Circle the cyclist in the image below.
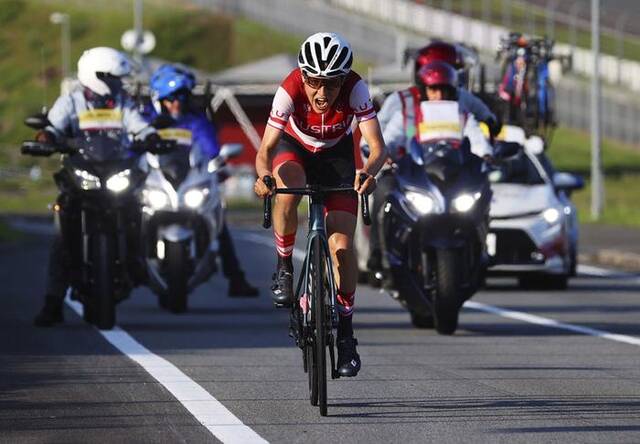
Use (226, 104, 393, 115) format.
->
(145, 64, 259, 297)
(33, 47, 158, 327)
(366, 41, 497, 273)
(498, 47, 529, 125)
(253, 32, 387, 377)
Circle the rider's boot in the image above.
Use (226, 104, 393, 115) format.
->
(336, 309, 361, 377)
(271, 256, 293, 307)
(337, 336, 361, 377)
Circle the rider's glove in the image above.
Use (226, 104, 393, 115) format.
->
(35, 130, 55, 144)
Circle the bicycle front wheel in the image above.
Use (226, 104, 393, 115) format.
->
(312, 236, 328, 416)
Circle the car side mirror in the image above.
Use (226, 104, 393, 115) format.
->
(553, 172, 584, 192)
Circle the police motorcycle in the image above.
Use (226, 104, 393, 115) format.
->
(140, 127, 243, 313)
(377, 101, 492, 334)
(21, 113, 175, 330)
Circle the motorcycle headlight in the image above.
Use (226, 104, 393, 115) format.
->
(147, 189, 169, 210)
(74, 169, 101, 190)
(453, 193, 476, 212)
(542, 207, 561, 224)
(406, 191, 435, 215)
(184, 188, 208, 208)
(106, 169, 131, 193)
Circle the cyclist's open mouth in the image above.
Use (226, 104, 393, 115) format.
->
(315, 97, 328, 111)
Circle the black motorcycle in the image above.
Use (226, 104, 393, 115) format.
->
(379, 138, 492, 334)
(22, 118, 173, 329)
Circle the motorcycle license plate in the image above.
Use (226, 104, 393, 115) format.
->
(486, 233, 497, 257)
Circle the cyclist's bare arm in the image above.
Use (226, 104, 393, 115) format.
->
(254, 125, 283, 197)
(356, 118, 387, 194)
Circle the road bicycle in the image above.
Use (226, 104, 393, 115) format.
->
(262, 175, 370, 416)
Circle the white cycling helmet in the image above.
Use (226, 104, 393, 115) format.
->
(298, 32, 353, 78)
(77, 47, 131, 96)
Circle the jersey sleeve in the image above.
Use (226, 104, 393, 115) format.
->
(267, 86, 294, 131)
(349, 79, 376, 122)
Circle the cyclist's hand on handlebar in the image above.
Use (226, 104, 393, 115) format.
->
(254, 175, 275, 198)
(355, 171, 376, 195)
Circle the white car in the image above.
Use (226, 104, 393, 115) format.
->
(487, 127, 583, 289)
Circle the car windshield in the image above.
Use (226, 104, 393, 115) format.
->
(492, 147, 544, 185)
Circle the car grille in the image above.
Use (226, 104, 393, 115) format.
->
(491, 229, 539, 265)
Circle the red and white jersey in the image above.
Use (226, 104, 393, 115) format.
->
(267, 69, 376, 153)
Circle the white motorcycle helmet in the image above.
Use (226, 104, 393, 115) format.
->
(77, 47, 131, 96)
(298, 32, 353, 78)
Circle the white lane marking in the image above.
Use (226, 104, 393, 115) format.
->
(464, 301, 640, 347)
(64, 296, 268, 444)
(577, 264, 631, 277)
(239, 232, 640, 349)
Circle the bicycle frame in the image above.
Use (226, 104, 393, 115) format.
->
(262, 179, 371, 416)
(297, 194, 338, 331)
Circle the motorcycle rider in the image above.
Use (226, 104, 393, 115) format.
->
(366, 41, 498, 273)
(145, 64, 259, 298)
(367, 61, 493, 273)
(33, 47, 159, 327)
(253, 32, 387, 377)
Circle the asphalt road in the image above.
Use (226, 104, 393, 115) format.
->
(2, 227, 640, 443)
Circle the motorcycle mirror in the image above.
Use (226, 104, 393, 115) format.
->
(24, 113, 50, 130)
(553, 172, 584, 191)
(219, 143, 243, 160)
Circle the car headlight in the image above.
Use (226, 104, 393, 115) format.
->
(74, 169, 101, 190)
(106, 169, 131, 193)
(184, 188, 208, 208)
(453, 194, 476, 212)
(406, 191, 435, 215)
(542, 207, 561, 224)
(147, 189, 169, 210)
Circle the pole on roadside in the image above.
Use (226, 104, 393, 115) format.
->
(133, 0, 143, 63)
(591, 0, 604, 219)
(50, 12, 70, 78)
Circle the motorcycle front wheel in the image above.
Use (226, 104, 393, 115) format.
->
(92, 233, 116, 330)
(166, 240, 189, 314)
(434, 248, 462, 335)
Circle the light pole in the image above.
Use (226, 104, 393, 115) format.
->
(615, 14, 627, 84)
(50, 12, 70, 78)
(591, 0, 604, 219)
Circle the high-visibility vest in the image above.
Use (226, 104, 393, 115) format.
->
(398, 86, 422, 141)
